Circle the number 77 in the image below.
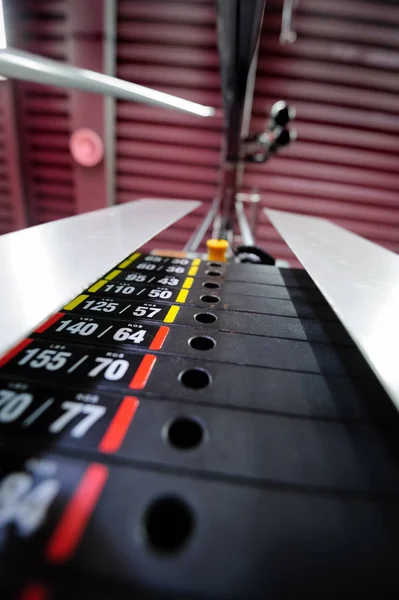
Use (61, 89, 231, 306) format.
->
(49, 401, 106, 438)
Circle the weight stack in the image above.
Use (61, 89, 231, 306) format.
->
(0, 250, 398, 600)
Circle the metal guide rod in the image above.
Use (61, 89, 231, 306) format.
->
(215, 0, 266, 238)
(104, 0, 117, 207)
(266, 208, 399, 412)
(235, 200, 255, 246)
(232, 38, 261, 230)
(184, 196, 221, 253)
(0, 48, 215, 117)
(0, 199, 200, 357)
(280, 0, 297, 44)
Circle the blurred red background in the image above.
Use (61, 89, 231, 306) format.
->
(1, 0, 398, 262)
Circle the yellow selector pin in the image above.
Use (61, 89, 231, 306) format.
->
(206, 239, 229, 262)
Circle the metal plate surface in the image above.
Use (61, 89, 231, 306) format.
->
(0, 199, 200, 356)
(266, 208, 399, 410)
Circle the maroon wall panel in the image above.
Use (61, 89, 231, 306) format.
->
(116, 0, 222, 252)
(115, 0, 399, 258)
(10, 0, 75, 225)
(1, 0, 398, 263)
(244, 0, 399, 260)
(0, 81, 25, 233)
(8, 0, 107, 226)
(68, 0, 107, 214)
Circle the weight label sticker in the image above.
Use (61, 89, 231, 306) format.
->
(118, 252, 141, 269)
(33, 313, 169, 351)
(0, 378, 139, 454)
(120, 254, 193, 274)
(0, 339, 155, 391)
(87, 281, 178, 302)
(45, 462, 108, 563)
(63, 297, 173, 322)
(0, 460, 61, 539)
(104, 269, 185, 288)
(0, 454, 103, 565)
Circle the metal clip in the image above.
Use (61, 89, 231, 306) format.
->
(280, 0, 297, 44)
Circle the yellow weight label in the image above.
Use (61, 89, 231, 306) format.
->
(176, 289, 189, 303)
(164, 306, 180, 323)
(88, 280, 107, 293)
(63, 294, 89, 311)
(188, 266, 198, 277)
(106, 269, 122, 281)
(191, 258, 201, 266)
(182, 277, 194, 290)
(118, 252, 141, 269)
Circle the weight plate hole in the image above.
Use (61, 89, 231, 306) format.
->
(205, 270, 221, 277)
(194, 312, 217, 324)
(143, 496, 194, 554)
(208, 262, 222, 268)
(202, 281, 220, 289)
(179, 368, 211, 389)
(189, 336, 216, 351)
(166, 416, 204, 450)
(200, 294, 220, 304)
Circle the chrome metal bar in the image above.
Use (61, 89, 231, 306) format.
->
(266, 208, 399, 411)
(215, 45, 260, 239)
(0, 48, 215, 117)
(248, 193, 260, 237)
(215, 0, 265, 238)
(237, 40, 260, 191)
(104, 0, 117, 206)
(184, 196, 220, 252)
(0, 199, 201, 356)
(235, 200, 255, 246)
(237, 192, 260, 241)
(280, 0, 297, 44)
